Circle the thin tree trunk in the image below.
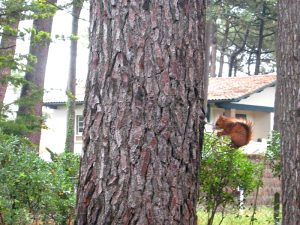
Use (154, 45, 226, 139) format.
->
(65, 0, 83, 153)
(205, 13, 212, 79)
(234, 61, 238, 77)
(228, 28, 249, 77)
(254, 2, 266, 75)
(75, 1, 206, 224)
(0, 21, 19, 103)
(273, 192, 280, 225)
(218, 20, 229, 77)
(275, 0, 300, 223)
(18, 0, 57, 147)
(207, 204, 219, 225)
(204, 0, 210, 113)
(210, 22, 217, 77)
(247, 46, 254, 75)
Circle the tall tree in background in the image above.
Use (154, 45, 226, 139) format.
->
(206, 0, 276, 77)
(254, 1, 266, 75)
(0, 0, 27, 103)
(205, 0, 217, 78)
(75, 1, 206, 224)
(217, 19, 229, 77)
(64, 0, 84, 153)
(18, 0, 57, 147)
(228, 28, 249, 77)
(275, 0, 300, 224)
(0, 18, 19, 104)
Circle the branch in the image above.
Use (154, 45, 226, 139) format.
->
(263, 31, 275, 38)
(45, 0, 88, 22)
(0, 32, 19, 39)
(0, 45, 16, 50)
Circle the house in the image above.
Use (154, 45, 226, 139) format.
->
(206, 74, 276, 154)
(40, 74, 277, 157)
(40, 87, 86, 157)
(206, 74, 279, 206)
(41, 74, 279, 205)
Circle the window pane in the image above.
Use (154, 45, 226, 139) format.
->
(76, 115, 84, 135)
(236, 114, 247, 119)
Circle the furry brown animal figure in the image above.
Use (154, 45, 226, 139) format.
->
(215, 115, 253, 148)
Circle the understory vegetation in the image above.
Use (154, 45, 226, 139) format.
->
(198, 132, 281, 225)
(199, 133, 262, 225)
(0, 133, 80, 224)
(197, 206, 280, 225)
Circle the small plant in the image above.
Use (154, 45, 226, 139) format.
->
(265, 130, 281, 177)
(0, 75, 46, 137)
(265, 130, 281, 224)
(199, 133, 262, 225)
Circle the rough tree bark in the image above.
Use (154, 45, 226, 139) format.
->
(275, 0, 300, 224)
(75, 1, 206, 224)
(65, 0, 83, 153)
(18, 0, 57, 147)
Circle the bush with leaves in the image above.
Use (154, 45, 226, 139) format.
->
(0, 133, 80, 224)
(265, 130, 281, 178)
(265, 130, 281, 224)
(199, 133, 262, 225)
(0, 74, 46, 137)
(43, 151, 80, 224)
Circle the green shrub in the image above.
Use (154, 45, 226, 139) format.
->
(266, 130, 281, 177)
(0, 133, 80, 224)
(199, 133, 262, 225)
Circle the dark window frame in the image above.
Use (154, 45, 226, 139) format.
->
(76, 115, 84, 135)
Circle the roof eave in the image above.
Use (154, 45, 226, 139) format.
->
(43, 101, 84, 109)
(208, 80, 276, 103)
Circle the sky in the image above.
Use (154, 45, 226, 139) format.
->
(44, 1, 90, 91)
(7, 0, 90, 104)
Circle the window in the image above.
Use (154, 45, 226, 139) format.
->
(235, 114, 247, 120)
(76, 115, 84, 135)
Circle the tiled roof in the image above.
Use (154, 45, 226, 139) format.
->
(43, 87, 85, 106)
(44, 74, 277, 106)
(208, 74, 276, 102)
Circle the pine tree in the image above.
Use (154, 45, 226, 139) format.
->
(75, 1, 206, 224)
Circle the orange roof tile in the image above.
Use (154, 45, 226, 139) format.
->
(208, 74, 276, 101)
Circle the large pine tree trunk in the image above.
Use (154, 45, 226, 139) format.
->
(18, 0, 57, 147)
(275, 0, 300, 224)
(65, 1, 83, 153)
(75, 1, 206, 224)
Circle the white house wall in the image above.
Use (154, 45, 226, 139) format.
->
(208, 106, 224, 124)
(238, 86, 275, 107)
(250, 111, 271, 140)
(40, 105, 84, 160)
(209, 107, 272, 141)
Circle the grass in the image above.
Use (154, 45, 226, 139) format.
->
(197, 206, 280, 225)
